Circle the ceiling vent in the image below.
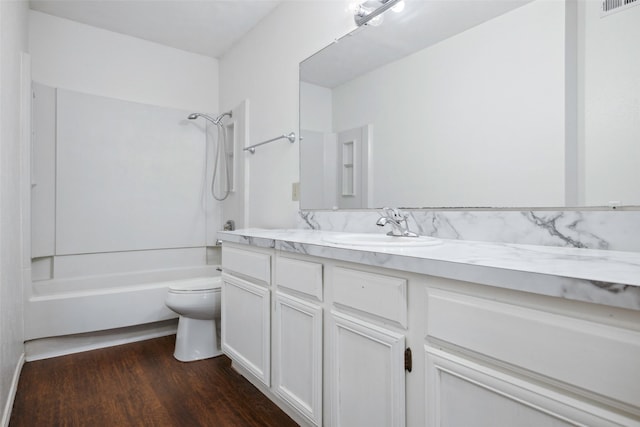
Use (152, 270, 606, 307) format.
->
(601, 0, 638, 16)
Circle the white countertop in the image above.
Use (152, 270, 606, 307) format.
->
(217, 228, 640, 311)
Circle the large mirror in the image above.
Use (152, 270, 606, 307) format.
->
(299, 0, 640, 209)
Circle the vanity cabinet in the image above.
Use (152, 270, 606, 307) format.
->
(221, 242, 640, 427)
(221, 246, 272, 386)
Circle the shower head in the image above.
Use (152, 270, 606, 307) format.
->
(187, 112, 217, 123)
(187, 111, 232, 125)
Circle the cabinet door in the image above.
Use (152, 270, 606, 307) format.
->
(330, 311, 406, 427)
(274, 292, 323, 426)
(221, 273, 270, 386)
(425, 346, 638, 427)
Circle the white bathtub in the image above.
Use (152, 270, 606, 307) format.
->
(25, 266, 220, 341)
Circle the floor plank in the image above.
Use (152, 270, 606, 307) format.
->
(10, 335, 298, 427)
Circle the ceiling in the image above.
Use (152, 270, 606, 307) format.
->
(29, 0, 282, 58)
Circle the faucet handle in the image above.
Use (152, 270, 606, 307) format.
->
(394, 208, 409, 222)
(379, 207, 418, 237)
(381, 207, 402, 219)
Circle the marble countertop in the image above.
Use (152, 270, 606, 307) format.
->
(217, 228, 640, 311)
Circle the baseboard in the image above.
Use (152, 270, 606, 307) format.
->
(25, 319, 178, 361)
(1, 352, 25, 427)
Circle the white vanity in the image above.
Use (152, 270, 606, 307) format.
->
(217, 229, 640, 427)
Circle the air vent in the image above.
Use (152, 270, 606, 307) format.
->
(601, 0, 638, 16)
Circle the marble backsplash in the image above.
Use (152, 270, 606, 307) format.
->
(297, 210, 640, 252)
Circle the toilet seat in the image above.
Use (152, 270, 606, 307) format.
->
(168, 279, 221, 293)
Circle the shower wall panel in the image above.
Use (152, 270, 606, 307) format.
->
(31, 83, 57, 258)
(55, 89, 207, 255)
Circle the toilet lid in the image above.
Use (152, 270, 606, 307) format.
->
(168, 278, 221, 292)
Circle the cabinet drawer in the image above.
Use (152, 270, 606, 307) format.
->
(275, 256, 323, 301)
(426, 288, 640, 410)
(222, 246, 271, 284)
(333, 267, 407, 328)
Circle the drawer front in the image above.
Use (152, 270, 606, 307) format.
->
(275, 256, 323, 301)
(426, 288, 640, 410)
(333, 267, 407, 328)
(222, 246, 271, 284)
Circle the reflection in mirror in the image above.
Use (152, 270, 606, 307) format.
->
(299, 0, 640, 210)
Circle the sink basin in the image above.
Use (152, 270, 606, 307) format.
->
(323, 233, 441, 247)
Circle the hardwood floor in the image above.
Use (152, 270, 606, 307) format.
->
(10, 335, 298, 427)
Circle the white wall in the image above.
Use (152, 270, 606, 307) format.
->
(0, 0, 29, 424)
(29, 10, 218, 112)
(582, 1, 640, 205)
(219, 1, 355, 228)
(300, 82, 333, 132)
(332, 0, 566, 207)
(300, 82, 335, 209)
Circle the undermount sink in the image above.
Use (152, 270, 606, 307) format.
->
(323, 233, 441, 247)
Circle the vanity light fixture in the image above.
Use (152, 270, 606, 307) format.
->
(354, 0, 404, 26)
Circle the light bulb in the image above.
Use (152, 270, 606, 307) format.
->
(391, 0, 405, 13)
(347, 2, 360, 14)
(367, 13, 384, 26)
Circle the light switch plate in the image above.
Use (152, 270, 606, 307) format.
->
(292, 182, 300, 201)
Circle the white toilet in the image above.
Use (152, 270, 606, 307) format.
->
(165, 277, 222, 362)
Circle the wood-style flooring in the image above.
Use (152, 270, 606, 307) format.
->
(10, 335, 298, 427)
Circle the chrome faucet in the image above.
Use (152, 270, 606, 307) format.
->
(376, 207, 419, 237)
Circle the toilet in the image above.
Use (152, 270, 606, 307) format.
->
(165, 277, 222, 362)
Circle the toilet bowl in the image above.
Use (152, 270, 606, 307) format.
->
(165, 277, 222, 362)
